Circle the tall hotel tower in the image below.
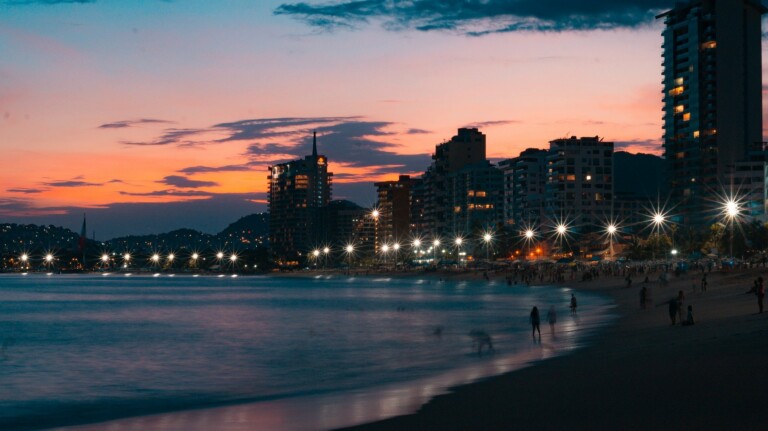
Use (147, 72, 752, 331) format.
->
(268, 132, 332, 265)
(658, 0, 765, 227)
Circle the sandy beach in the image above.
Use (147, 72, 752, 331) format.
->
(338, 267, 768, 430)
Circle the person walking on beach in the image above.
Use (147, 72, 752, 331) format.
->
(701, 273, 708, 292)
(530, 306, 541, 339)
(757, 277, 765, 314)
(547, 305, 557, 334)
(677, 290, 685, 323)
(668, 297, 679, 325)
(640, 286, 648, 309)
(570, 293, 578, 315)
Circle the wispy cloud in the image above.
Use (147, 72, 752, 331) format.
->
(177, 164, 253, 174)
(43, 179, 102, 187)
(7, 187, 47, 194)
(120, 128, 206, 146)
(118, 189, 213, 197)
(463, 120, 518, 129)
(274, 0, 670, 36)
(98, 118, 174, 129)
(157, 175, 219, 189)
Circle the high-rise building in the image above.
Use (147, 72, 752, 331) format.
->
(657, 0, 766, 226)
(545, 136, 614, 233)
(375, 175, 415, 245)
(500, 148, 549, 227)
(268, 132, 332, 265)
(421, 128, 501, 236)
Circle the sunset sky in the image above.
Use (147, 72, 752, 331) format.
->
(1, 0, 765, 238)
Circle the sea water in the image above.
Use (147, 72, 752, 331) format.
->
(0, 273, 613, 431)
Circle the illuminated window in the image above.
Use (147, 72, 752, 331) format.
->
(476, 191, 486, 197)
(693, 130, 700, 138)
(467, 190, 475, 197)
(683, 113, 691, 121)
(585, 174, 592, 181)
(669, 86, 684, 96)
(455, 206, 462, 212)
(676, 152, 685, 159)
(702, 41, 717, 49)
(674, 105, 684, 114)
(674, 77, 684, 86)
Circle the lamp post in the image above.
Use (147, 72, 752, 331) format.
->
(216, 252, 224, 273)
(606, 223, 618, 260)
(724, 198, 740, 258)
(312, 249, 320, 268)
(454, 237, 463, 267)
(393, 243, 400, 270)
(101, 253, 110, 270)
(345, 244, 354, 269)
(433, 239, 440, 267)
(323, 247, 330, 269)
(482, 232, 492, 263)
(230, 253, 238, 273)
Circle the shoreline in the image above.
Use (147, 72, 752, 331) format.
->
(338, 266, 768, 430)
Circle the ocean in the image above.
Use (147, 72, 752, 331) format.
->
(0, 273, 614, 431)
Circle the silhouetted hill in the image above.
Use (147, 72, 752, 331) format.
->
(218, 213, 269, 247)
(614, 151, 664, 198)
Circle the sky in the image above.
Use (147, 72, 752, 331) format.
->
(0, 0, 764, 239)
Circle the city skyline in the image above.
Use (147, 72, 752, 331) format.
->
(2, 0, 767, 239)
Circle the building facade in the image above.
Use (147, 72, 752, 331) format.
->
(545, 136, 614, 233)
(374, 175, 415, 246)
(658, 0, 766, 226)
(420, 128, 503, 237)
(268, 132, 332, 265)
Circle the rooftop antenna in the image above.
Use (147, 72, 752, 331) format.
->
(312, 130, 318, 157)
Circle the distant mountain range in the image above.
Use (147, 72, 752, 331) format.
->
(0, 213, 269, 253)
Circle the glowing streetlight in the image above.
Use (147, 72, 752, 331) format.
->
(525, 229, 535, 239)
(216, 252, 224, 260)
(323, 246, 330, 269)
(432, 238, 441, 266)
(412, 239, 422, 249)
(482, 231, 493, 265)
(151, 254, 160, 268)
(722, 197, 742, 257)
(230, 254, 237, 262)
(191, 253, 199, 260)
(45, 254, 54, 263)
(168, 253, 175, 262)
(344, 244, 354, 268)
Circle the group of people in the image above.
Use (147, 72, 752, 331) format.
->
(666, 289, 695, 326)
(529, 294, 577, 339)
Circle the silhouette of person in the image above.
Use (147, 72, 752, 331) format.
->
(757, 277, 765, 313)
(668, 297, 679, 325)
(677, 290, 685, 322)
(701, 274, 708, 292)
(530, 306, 541, 339)
(547, 305, 557, 334)
(570, 293, 578, 315)
(682, 305, 695, 326)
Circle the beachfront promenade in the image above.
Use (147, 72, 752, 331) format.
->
(341, 265, 768, 430)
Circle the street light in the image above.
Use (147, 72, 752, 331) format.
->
(433, 238, 441, 266)
(344, 244, 354, 268)
(482, 231, 493, 266)
(101, 253, 110, 270)
(606, 223, 618, 260)
(312, 249, 320, 268)
(323, 246, 330, 269)
(722, 197, 741, 257)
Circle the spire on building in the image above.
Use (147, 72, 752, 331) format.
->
(312, 130, 317, 157)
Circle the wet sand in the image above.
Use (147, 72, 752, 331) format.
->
(339, 267, 768, 430)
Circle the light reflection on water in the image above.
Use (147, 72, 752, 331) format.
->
(0, 274, 613, 431)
